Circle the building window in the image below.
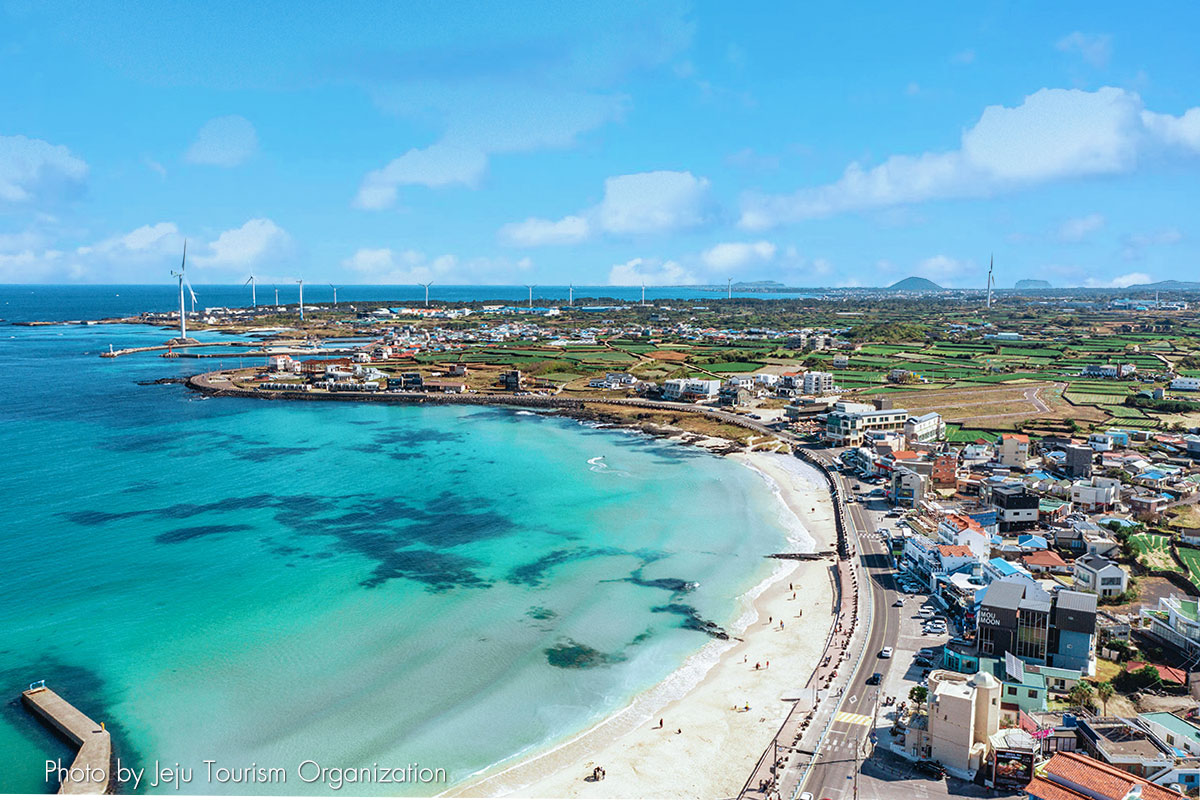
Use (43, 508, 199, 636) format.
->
(1028, 689, 1037, 698)
(1007, 687, 1016, 696)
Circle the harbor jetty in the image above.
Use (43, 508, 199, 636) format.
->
(21, 684, 113, 795)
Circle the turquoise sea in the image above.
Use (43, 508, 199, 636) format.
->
(0, 292, 808, 795)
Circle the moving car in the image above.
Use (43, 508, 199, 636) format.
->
(879, 646, 893, 658)
(866, 672, 883, 685)
(893, 598, 904, 607)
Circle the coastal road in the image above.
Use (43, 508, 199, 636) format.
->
(797, 482, 904, 800)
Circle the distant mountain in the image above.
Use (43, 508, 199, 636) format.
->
(1128, 280, 1200, 290)
(1015, 279, 1052, 289)
(887, 276, 943, 291)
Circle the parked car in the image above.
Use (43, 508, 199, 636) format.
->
(916, 761, 946, 779)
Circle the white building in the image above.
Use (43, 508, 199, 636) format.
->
(1073, 554, 1128, 598)
(803, 371, 836, 395)
(904, 412, 945, 444)
(1070, 477, 1122, 512)
(662, 378, 721, 402)
(912, 670, 1002, 780)
(1171, 377, 1200, 391)
(824, 402, 909, 447)
(1088, 433, 1114, 452)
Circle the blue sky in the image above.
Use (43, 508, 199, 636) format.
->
(2, 1, 1198, 288)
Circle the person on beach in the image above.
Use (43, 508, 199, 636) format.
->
(755, 662, 760, 670)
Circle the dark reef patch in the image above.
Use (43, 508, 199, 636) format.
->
(360, 548, 491, 591)
(233, 445, 319, 462)
(526, 606, 557, 621)
(155, 523, 254, 544)
(544, 639, 625, 669)
(507, 546, 621, 587)
(650, 603, 729, 639)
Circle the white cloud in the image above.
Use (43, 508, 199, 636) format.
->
(500, 170, 713, 245)
(355, 90, 628, 210)
(1084, 271, 1151, 288)
(78, 222, 180, 258)
(952, 49, 976, 65)
(700, 240, 776, 271)
(598, 171, 712, 235)
(1056, 32, 1112, 68)
(740, 87, 1200, 229)
(342, 247, 532, 284)
(192, 218, 289, 266)
(185, 115, 259, 167)
(1121, 227, 1182, 260)
(1057, 213, 1106, 242)
(915, 255, 975, 286)
(0, 134, 88, 204)
(607, 257, 696, 286)
(499, 215, 591, 247)
(354, 143, 489, 209)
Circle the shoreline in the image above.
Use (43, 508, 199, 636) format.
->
(444, 451, 838, 799)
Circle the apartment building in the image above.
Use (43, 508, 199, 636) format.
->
(824, 402, 909, 446)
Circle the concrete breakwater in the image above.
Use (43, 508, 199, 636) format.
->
(20, 686, 113, 795)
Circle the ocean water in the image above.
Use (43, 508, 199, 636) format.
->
(0, 291, 811, 794)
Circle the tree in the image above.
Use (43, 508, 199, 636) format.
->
(909, 685, 928, 712)
(1096, 682, 1115, 715)
(1068, 681, 1095, 710)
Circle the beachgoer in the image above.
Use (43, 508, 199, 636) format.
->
(677, 728, 682, 734)
(755, 662, 760, 670)
(659, 718, 663, 729)
(766, 660, 770, 668)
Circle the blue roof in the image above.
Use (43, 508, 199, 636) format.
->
(1141, 470, 1168, 480)
(989, 557, 1020, 575)
(1019, 534, 1048, 549)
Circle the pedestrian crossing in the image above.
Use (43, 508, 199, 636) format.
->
(833, 710, 873, 727)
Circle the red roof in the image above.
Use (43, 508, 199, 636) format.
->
(938, 545, 973, 558)
(890, 450, 920, 460)
(1126, 660, 1187, 685)
(1002, 433, 1030, 443)
(1021, 550, 1068, 568)
(1026, 777, 1090, 800)
(1038, 752, 1183, 800)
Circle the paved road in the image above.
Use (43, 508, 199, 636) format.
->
(797, 479, 904, 800)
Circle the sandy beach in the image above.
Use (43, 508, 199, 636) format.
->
(447, 450, 839, 799)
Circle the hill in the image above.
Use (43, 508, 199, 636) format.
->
(887, 276, 943, 291)
(1015, 279, 1052, 289)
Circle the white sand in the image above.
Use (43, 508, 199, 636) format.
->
(447, 451, 839, 799)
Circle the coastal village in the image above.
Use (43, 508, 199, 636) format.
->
(19, 288, 1187, 799)
(128, 289, 1200, 800)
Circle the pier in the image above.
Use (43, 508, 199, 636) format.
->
(21, 685, 113, 795)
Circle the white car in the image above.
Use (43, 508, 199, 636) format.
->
(879, 646, 894, 658)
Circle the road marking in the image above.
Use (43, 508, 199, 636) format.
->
(833, 711, 873, 727)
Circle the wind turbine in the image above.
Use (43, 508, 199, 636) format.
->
(727, 278, 732, 299)
(329, 284, 339, 308)
(297, 279, 304, 321)
(273, 285, 279, 306)
(569, 284, 574, 308)
(245, 275, 257, 308)
(986, 254, 995, 310)
(170, 240, 194, 340)
(525, 284, 535, 309)
(421, 282, 433, 307)
(641, 282, 646, 306)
